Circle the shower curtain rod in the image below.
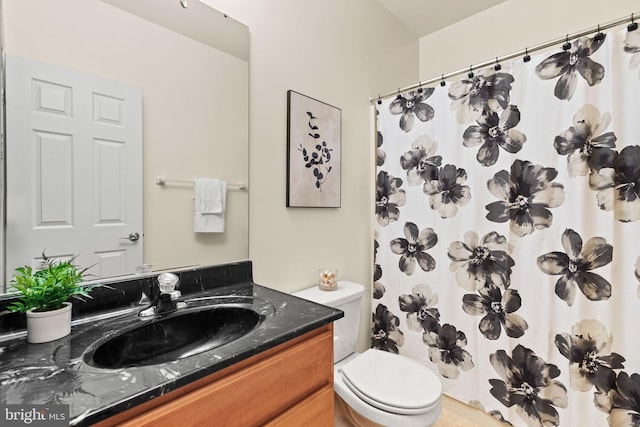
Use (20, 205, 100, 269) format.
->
(371, 11, 639, 103)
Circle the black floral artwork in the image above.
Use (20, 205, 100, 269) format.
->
(375, 171, 406, 226)
(554, 104, 617, 178)
(593, 388, 614, 415)
(373, 239, 385, 299)
(448, 230, 515, 291)
(489, 344, 568, 427)
(376, 130, 386, 166)
(390, 222, 437, 275)
(609, 372, 640, 426)
(373, 281, 385, 300)
(624, 28, 640, 78)
(636, 256, 640, 299)
(423, 164, 471, 219)
(485, 159, 565, 237)
(389, 89, 435, 132)
(592, 145, 640, 222)
(372, 24, 640, 427)
(423, 323, 474, 379)
(298, 111, 334, 189)
(448, 69, 515, 124)
(462, 283, 528, 340)
(371, 303, 404, 353)
(287, 90, 341, 207)
(535, 34, 606, 101)
(398, 284, 440, 333)
(462, 105, 527, 166)
(554, 319, 624, 393)
(537, 228, 613, 306)
(400, 135, 442, 185)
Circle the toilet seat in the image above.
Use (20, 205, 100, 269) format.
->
(338, 348, 441, 416)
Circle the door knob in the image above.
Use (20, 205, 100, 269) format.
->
(121, 232, 140, 242)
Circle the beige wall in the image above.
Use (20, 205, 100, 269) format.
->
(3, 0, 249, 275)
(208, 1, 418, 349)
(419, 0, 639, 81)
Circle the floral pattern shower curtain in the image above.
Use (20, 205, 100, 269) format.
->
(373, 25, 640, 427)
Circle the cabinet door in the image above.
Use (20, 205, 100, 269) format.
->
(119, 328, 333, 427)
(265, 385, 334, 427)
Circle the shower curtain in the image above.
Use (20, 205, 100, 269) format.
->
(373, 25, 640, 427)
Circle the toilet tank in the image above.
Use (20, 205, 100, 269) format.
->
(293, 281, 365, 363)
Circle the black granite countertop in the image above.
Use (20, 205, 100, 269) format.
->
(0, 261, 342, 426)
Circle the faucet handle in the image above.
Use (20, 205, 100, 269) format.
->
(157, 273, 180, 293)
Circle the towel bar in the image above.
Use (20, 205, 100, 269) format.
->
(155, 176, 247, 190)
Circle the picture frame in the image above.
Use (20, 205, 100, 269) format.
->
(286, 90, 341, 207)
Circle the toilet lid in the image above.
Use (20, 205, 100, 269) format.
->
(339, 349, 441, 415)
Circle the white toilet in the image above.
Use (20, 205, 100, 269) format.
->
(293, 281, 442, 427)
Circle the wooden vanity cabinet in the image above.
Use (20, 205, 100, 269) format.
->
(96, 324, 334, 427)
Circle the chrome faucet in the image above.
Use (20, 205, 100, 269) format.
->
(138, 272, 185, 317)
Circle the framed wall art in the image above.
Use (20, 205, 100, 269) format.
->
(286, 90, 341, 207)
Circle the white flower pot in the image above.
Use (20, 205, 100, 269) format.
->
(26, 302, 72, 344)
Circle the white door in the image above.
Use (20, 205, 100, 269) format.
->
(5, 54, 143, 283)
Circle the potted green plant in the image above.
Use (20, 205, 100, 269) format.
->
(7, 253, 98, 343)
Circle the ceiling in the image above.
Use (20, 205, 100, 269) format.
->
(101, 0, 249, 60)
(377, 0, 507, 38)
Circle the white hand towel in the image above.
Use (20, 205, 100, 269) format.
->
(194, 179, 226, 233)
(195, 178, 223, 214)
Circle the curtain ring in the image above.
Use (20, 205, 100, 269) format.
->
(468, 65, 474, 79)
(396, 89, 402, 99)
(377, 94, 382, 105)
(523, 47, 531, 63)
(440, 74, 446, 87)
(417, 81, 423, 93)
(494, 57, 502, 71)
(562, 34, 571, 51)
(594, 24, 605, 42)
(629, 13, 638, 31)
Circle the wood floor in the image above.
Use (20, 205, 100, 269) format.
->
(334, 394, 507, 427)
(437, 395, 508, 427)
(433, 408, 482, 427)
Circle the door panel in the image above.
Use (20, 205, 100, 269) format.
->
(5, 54, 143, 282)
